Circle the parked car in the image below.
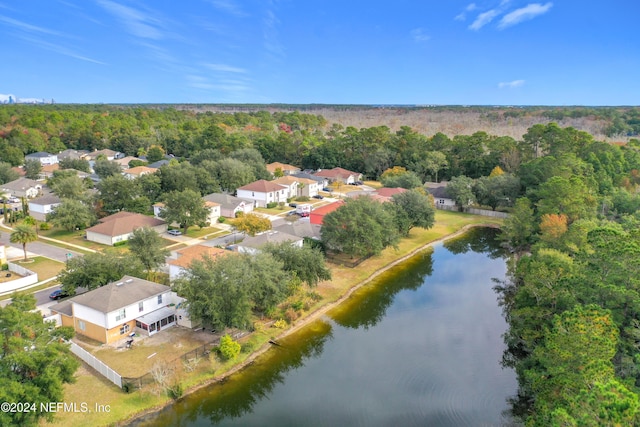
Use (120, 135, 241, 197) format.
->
(167, 229, 182, 236)
(49, 289, 69, 300)
(289, 202, 298, 208)
(322, 187, 331, 192)
(312, 194, 324, 199)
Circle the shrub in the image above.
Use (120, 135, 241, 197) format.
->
(1, 263, 8, 271)
(291, 300, 304, 311)
(167, 383, 183, 400)
(307, 291, 322, 301)
(273, 319, 287, 329)
(284, 308, 299, 323)
(218, 334, 241, 361)
(113, 241, 128, 247)
(122, 382, 135, 393)
(218, 217, 226, 223)
(296, 196, 310, 202)
(39, 222, 51, 230)
(266, 202, 278, 209)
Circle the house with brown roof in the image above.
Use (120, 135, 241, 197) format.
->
(266, 162, 301, 176)
(112, 156, 139, 169)
(85, 211, 167, 246)
(167, 244, 228, 282)
(314, 167, 363, 185)
(236, 179, 289, 208)
(49, 276, 176, 344)
(123, 166, 156, 180)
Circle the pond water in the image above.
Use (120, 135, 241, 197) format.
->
(136, 227, 517, 427)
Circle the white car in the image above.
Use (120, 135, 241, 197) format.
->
(167, 229, 182, 236)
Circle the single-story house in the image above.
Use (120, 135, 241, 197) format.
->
(49, 276, 176, 344)
(1, 177, 43, 199)
(123, 166, 156, 180)
(425, 182, 456, 208)
(57, 149, 90, 161)
(309, 201, 344, 225)
(85, 211, 167, 246)
(167, 244, 228, 282)
(236, 179, 289, 208)
(83, 149, 121, 162)
(314, 167, 363, 185)
(28, 192, 62, 221)
(202, 193, 254, 218)
(147, 159, 170, 169)
(25, 151, 58, 166)
(273, 220, 322, 240)
(291, 172, 328, 189)
(266, 162, 301, 176)
(236, 230, 303, 255)
(39, 163, 60, 179)
(112, 156, 139, 169)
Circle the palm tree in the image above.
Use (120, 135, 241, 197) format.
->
(10, 224, 38, 261)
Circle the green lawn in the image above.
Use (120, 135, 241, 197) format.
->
(13, 256, 65, 281)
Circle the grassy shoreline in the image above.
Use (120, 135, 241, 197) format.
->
(45, 211, 502, 427)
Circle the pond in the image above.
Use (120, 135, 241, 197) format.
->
(136, 227, 517, 427)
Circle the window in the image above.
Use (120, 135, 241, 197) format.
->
(115, 308, 126, 321)
(138, 302, 144, 312)
(119, 324, 130, 335)
(78, 320, 85, 331)
(157, 294, 163, 304)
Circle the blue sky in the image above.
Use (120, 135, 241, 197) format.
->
(1, 1, 638, 105)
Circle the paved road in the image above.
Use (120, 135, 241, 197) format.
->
(0, 231, 83, 263)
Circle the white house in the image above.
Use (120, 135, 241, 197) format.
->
(24, 151, 59, 166)
(314, 167, 363, 185)
(202, 193, 254, 218)
(27, 193, 62, 221)
(236, 180, 289, 208)
(49, 276, 176, 344)
(1, 177, 43, 199)
(425, 182, 456, 208)
(85, 211, 167, 246)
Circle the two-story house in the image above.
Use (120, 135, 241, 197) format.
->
(236, 179, 289, 208)
(49, 276, 176, 344)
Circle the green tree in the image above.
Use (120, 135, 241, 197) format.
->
(218, 334, 241, 360)
(380, 167, 423, 189)
(146, 145, 165, 163)
(175, 252, 290, 329)
(262, 241, 332, 287)
(473, 173, 521, 210)
(93, 159, 122, 179)
(446, 175, 476, 208)
(0, 294, 79, 427)
(231, 213, 272, 236)
(59, 251, 144, 295)
(499, 197, 536, 252)
(159, 189, 209, 234)
(128, 226, 170, 275)
(0, 161, 19, 185)
(23, 159, 42, 180)
(536, 175, 597, 223)
(50, 174, 89, 200)
(204, 158, 255, 193)
(391, 189, 435, 236)
(46, 199, 95, 231)
(321, 196, 399, 258)
(9, 224, 38, 261)
(97, 174, 141, 213)
(58, 157, 91, 173)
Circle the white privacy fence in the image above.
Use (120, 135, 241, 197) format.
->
(70, 342, 123, 388)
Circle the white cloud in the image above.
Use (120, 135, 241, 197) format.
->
(411, 28, 430, 42)
(204, 63, 247, 74)
(207, 0, 246, 17)
(0, 15, 63, 36)
(96, 0, 164, 40)
(263, 5, 285, 59)
(20, 35, 106, 64)
(498, 2, 552, 29)
(498, 79, 525, 88)
(469, 9, 499, 30)
(454, 3, 477, 21)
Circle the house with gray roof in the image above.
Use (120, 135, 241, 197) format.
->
(24, 151, 58, 166)
(1, 177, 43, 199)
(236, 230, 303, 255)
(203, 193, 254, 218)
(27, 192, 62, 221)
(49, 276, 176, 344)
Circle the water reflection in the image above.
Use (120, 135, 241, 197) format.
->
(137, 228, 516, 427)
